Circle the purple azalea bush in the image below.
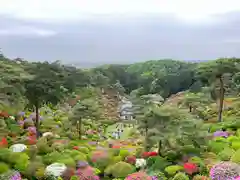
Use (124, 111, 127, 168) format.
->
(27, 126, 37, 134)
(10, 171, 21, 180)
(210, 162, 240, 180)
(213, 131, 229, 138)
(18, 112, 25, 116)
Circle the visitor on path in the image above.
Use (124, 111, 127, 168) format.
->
(112, 132, 118, 139)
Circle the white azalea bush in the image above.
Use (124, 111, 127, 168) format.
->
(43, 132, 54, 137)
(135, 158, 146, 169)
(10, 144, 27, 152)
(45, 163, 67, 177)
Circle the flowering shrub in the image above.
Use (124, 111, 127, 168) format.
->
(0, 111, 9, 118)
(0, 137, 8, 148)
(91, 151, 108, 163)
(183, 162, 199, 175)
(73, 146, 79, 150)
(142, 151, 158, 158)
(213, 131, 229, 138)
(108, 161, 135, 178)
(76, 165, 100, 180)
(45, 163, 67, 177)
(135, 158, 146, 169)
(27, 136, 37, 145)
(27, 127, 36, 135)
(10, 171, 22, 180)
(125, 171, 152, 180)
(125, 155, 136, 165)
(172, 172, 189, 180)
(10, 144, 27, 153)
(165, 165, 184, 176)
(210, 162, 240, 180)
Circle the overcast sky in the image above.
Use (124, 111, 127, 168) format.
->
(0, 0, 240, 67)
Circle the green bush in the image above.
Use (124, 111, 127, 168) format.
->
(35, 167, 46, 179)
(23, 161, 45, 178)
(66, 150, 87, 161)
(218, 147, 235, 161)
(164, 150, 181, 162)
(26, 145, 38, 160)
(14, 153, 30, 173)
(0, 148, 11, 162)
(231, 141, 240, 150)
(56, 157, 75, 167)
(109, 148, 120, 156)
(227, 136, 240, 142)
(188, 156, 204, 166)
(146, 156, 158, 167)
(43, 152, 62, 165)
(236, 129, 240, 137)
(231, 149, 240, 163)
(119, 149, 130, 159)
(208, 141, 229, 154)
(70, 176, 79, 180)
(36, 138, 53, 155)
(111, 156, 122, 164)
(209, 125, 223, 133)
(165, 165, 184, 176)
(150, 156, 171, 171)
(181, 145, 201, 155)
(93, 157, 111, 172)
(52, 143, 65, 152)
(172, 172, 189, 180)
(0, 162, 9, 174)
(214, 137, 228, 143)
(8, 152, 23, 165)
(78, 146, 90, 154)
(135, 147, 144, 158)
(109, 161, 135, 178)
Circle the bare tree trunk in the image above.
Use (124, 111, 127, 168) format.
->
(35, 101, 39, 138)
(217, 77, 225, 122)
(189, 105, 192, 112)
(144, 122, 148, 151)
(78, 119, 82, 139)
(158, 140, 162, 156)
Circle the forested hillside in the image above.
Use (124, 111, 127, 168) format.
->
(1, 54, 240, 180)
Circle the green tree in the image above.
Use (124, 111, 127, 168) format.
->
(181, 92, 211, 113)
(71, 98, 100, 139)
(113, 80, 125, 96)
(138, 105, 201, 155)
(196, 58, 240, 122)
(24, 63, 65, 136)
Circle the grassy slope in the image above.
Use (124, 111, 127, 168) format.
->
(105, 122, 134, 140)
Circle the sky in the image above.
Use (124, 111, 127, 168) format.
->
(0, 0, 240, 67)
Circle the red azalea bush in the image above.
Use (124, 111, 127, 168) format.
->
(27, 135, 37, 145)
(125, 155, 136, 165)
(73, 146, 79, 150)
(0, 137, 8, 147)
(91, 150, 108, 163)
(125, 172, 152, 180)
(0, 111, 9, 118)
(142, 151, 158, 158)
(183, 162, 199, 175)
(112, 145, 121, 149)
(61, 167, 76, 179)
(76, 165, 100, 180)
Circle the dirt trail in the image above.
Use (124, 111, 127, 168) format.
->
(98, 88, 119, 121)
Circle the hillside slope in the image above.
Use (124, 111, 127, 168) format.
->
(97, 88, 119, 121)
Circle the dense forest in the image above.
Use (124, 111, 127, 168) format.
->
(1, 54, 240, 180)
